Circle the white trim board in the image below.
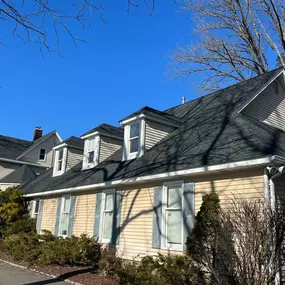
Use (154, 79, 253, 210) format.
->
(25, 156, 275, 198)
(0, 157, 48, 168)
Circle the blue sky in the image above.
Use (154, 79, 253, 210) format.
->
(0, 1, 196, 141)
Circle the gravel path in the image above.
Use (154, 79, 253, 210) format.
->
(0, 261, 68, 285)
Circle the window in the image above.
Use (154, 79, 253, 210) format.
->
(57, 149, 64, 171)
(60, 196, 70, 237)
(87, 137, 96, 163)
(100, 191, 115, 243)
(162, 182, 183, 250)
(39, 148, 46, 161)
(53, 148, 67, 176)
(129, 122, 140, 153)
(82, 136, 99, 169)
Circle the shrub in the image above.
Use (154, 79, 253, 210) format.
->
(3, 231, 101, 266)
(99, 246, 122, 275)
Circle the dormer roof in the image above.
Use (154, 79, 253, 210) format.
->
(81, 124, 124, 140)
(119, 106, 182, 127)
(54, 136, 84, 150)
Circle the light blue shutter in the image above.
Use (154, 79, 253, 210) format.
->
(54, 197, 62, 236)
(112, 190, 122, 245)
(67, 195, 76, 238)
(152, 186, 163, 249)
(183, 182, 195, 251)
(94, 193, 102, 240)
(36, 199, 44, 234)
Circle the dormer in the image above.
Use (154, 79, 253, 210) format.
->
(53, 136, 84, 177)
(81, 124, 124, 170)
(120, 106, 182, 161)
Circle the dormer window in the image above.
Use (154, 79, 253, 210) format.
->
(82, 135, 100, 169)
(129, 122, 140, 153)
(53, 147, 67, 176)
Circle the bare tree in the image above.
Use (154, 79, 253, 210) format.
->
(0, 0, 163, 54)
(171, 0, 285, 91)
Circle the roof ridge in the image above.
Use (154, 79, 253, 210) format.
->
(0, 134, 32, 144)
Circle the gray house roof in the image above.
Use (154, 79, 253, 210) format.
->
(81, 124, 124, 139)
(0, 165, 37, 184)
(56, 136, 84, 150)
(21, 68, 285, 195)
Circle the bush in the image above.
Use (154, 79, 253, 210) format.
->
(3, 231, 101, 266)
(99, 246, 122, 275)
(116, 254, 204, 285)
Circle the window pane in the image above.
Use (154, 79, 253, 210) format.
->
(167, 186, 182, 208)
(88, 151, 94, 163)
(40, 149, 45, 155)
(34, 200, 40, 214)
(88, 138, 96, 151)
(166, 210, 182, 244)
(130, 123, 139, 138)
(63, 198, 70, 213)
(58, 149, 63, 160)
(61, 213, 69, 236)
(103, 212, 113, 239)
(57, 160, 63, 171)
(130, 138, 139, 153)
(105, 194, 114, 211)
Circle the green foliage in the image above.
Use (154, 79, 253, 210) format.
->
(186, 193, 221, 260)
(0, 187, 36, 239)
(117, 254, 204, 285)
(3, 231, 101, 266)
(99, 246, 122, 275)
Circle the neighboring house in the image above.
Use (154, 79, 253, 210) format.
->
(22, 68, 285, 264)
(0, 128, 62, 190)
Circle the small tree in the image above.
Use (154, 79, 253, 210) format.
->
(0, 187, 36, 239)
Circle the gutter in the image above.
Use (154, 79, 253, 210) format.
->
(0, 157, 48, 168)
(25, 156, 275, 198)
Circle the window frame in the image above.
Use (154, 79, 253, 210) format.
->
(99, 189, 115, 244)
(59, 196, 71, 238)
(83, 135, 100, 170)
(53, 147, 67, 176)
(161, 181, 184, 251)
(38, 148, 46, 161)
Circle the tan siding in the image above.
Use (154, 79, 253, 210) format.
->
(118, 168, 264, 260)
(40, 198, 57, 234)
(99, 136, 122, 163)
(73, 193, 96, 237)
(242, 75, 285, 131)
(66, 147, 83, 171)
(145, 120, 174, 150)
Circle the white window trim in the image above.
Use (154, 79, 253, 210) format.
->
(161, 180, 184, 252)
(30, 199, 40, 219)
(59, 195, 71, 238)
(99, 189, 115, 244)
(38, 148, 46, 162)
(123, 119, 146, 161)
(82, 135, 100, 170)
(53, 147, 68, 177)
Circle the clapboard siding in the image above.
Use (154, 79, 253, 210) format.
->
(66, 147, 83, 171)
(242, 75, 285, 131)
(145, 120, 174, 150)
(117, 168, 264, 260)
(99, 136, 122, 162)
(72, 193, 96, 237)
(40, 197, 57, 234)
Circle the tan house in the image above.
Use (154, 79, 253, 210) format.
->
(22, 68, 285, 261)
(0, 128, 62, 190)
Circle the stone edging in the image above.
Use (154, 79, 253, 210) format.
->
(0, 258, 84, 285)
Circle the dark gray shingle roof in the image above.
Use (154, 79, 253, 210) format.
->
(81, 124, 123, 139)
(21, 68, 285, 195)
(56, 136, 84, 149)
(0, 165, 37, 184)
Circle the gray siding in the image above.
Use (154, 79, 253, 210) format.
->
(242, 75, 285, 131)
(145, 120, 174, 150)
(66, 147, 83, 171)
(99, 136, 122, 163)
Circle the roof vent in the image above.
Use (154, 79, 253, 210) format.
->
(33, 127, 42, 141)
(182, 96, 186, 104)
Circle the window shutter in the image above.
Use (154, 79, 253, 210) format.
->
(183, 182, 195, 251)
(112, 190, 122, 245)
(94, 193, 102, 240)
(36, 199, 44, 234)
(67, 195, 76, 238)
(152, 185, 163, 249)
(54, 197, 62, 236)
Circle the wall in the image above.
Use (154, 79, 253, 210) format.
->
(0, 161, 18, 180)
(242, 75, 285, 131)
(99, 136, 122, 163)
(20, 134, 60, 167)
(66, 147, 83, 171)
(145, 120, 174, 150)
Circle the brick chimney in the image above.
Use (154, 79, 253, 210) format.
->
(33, 127, 43, 141)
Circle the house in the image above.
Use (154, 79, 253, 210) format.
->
(21, 68, 285, 262)
(0, 128, 62, 190)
